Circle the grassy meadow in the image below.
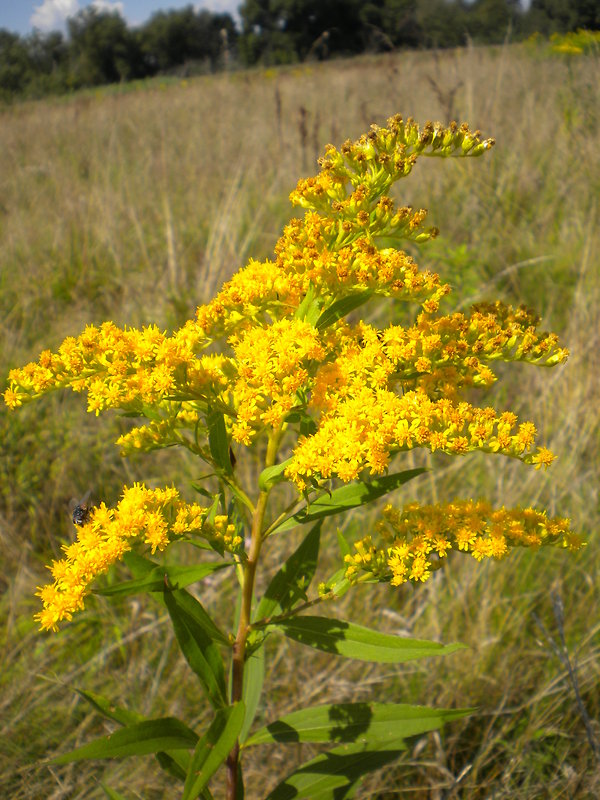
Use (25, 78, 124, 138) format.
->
(1, 43, 599, 798)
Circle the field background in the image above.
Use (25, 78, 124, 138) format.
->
(1, 43, 599, 798)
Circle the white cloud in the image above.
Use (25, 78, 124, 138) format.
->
(30, 1, 125, 31)
(91, 0, 125, 13)
(31, 0, 79, 31)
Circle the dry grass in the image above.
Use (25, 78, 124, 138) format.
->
(1, 43, 599, 798)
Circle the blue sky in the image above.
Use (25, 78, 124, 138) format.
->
(0, 1, 241, 35)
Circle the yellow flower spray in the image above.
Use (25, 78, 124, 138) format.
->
(4, 114, 582, 799)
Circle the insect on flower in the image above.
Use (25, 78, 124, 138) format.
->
(71, 489, 93, 526)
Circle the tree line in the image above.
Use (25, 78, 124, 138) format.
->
(1, 0, 598, 101)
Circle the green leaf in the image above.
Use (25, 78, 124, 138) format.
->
(207, 410, 232, 474)
(337, 530, 351, 559)
(191, 483, 216, 500)
(77, 690, 191, 781)
(295, 284, 321, 324)
(258, 457, 294, 491)
(180, 539, 214, 552)
(264, 737, 407, 800)
(285, 410, 318, 438)
(95, 562, 231, 597)
(155, 750, 189, 783)
(77, 690, 144, 726)
(315, 290, 373, 331)
(182, 702, 245, 800)
(239, 646, 265, 744)
(164, 589, 228, 709)
(123, 553, 229, 645)
(326, 572, 352, 598)
(244, 702, 471, 747)
(141, 404, 163, 422)
(205, 493, 220, 526)
(53, 718, 199, 764)
(254, 522, 321, 623)
(170, 588, 230, 645)
(226, 479, 254, 512)
(273, 469, 426, 533)
(299, 412, 317, 437)
(271, 616, 464, 663)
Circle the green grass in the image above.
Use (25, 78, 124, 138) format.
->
(1, 44, 599, 798)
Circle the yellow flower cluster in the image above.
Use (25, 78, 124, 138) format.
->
(35, 484, 240, 632)
(230, 318, 325, 444)
(285, 385, 555, 490)
(195, 219, 449, 339)
(345, 500, 584, 586)
(3, 320, 215, 413)
(312, 304, 567, 408)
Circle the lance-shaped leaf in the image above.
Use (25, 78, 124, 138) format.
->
(254, 522, 321, 624)
(239, 645, 265, 745)
(164, 589, 228, 709)
(169, 588, 230, 646)
(320, 568, 352, 599)
(182, 702, 245, 800)
(244, 702, 471, 747)
(264, 736, 407, 800)
(53, 718, 199, 764)
(96, 562, 231, 597)
(207, 409, 233, 474)
(77, 691, 190, 781)
(273, 468, 426, 533)
(123, 552, 229, 645)
(271, 616, 464, 663)
(77, 690, 145, 727)
(337, 530, 351, 559)
(315, 290, 373, 331)
(295, 284, 323, 325)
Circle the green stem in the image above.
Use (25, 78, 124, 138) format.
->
(262, 495, 308, 538)
(225, 426, 284, 800)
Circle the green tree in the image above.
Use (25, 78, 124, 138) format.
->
(139, 6, 236, 74)
(239, 0, 368, 65)
(67, 7, 142, 87)
(466, 0, 518, 43)
(360, 0, 422, 49)
(0, 30, 31, 98)
(415, 0, 469, 48)
(26, 30, 69, 95)
(523, 0, 600, 35)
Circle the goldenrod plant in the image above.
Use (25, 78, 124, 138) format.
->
(550, 29, 600, 56)
(3, 114, 583, 800)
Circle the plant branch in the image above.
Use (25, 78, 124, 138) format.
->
(249, 589, 336, 630)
